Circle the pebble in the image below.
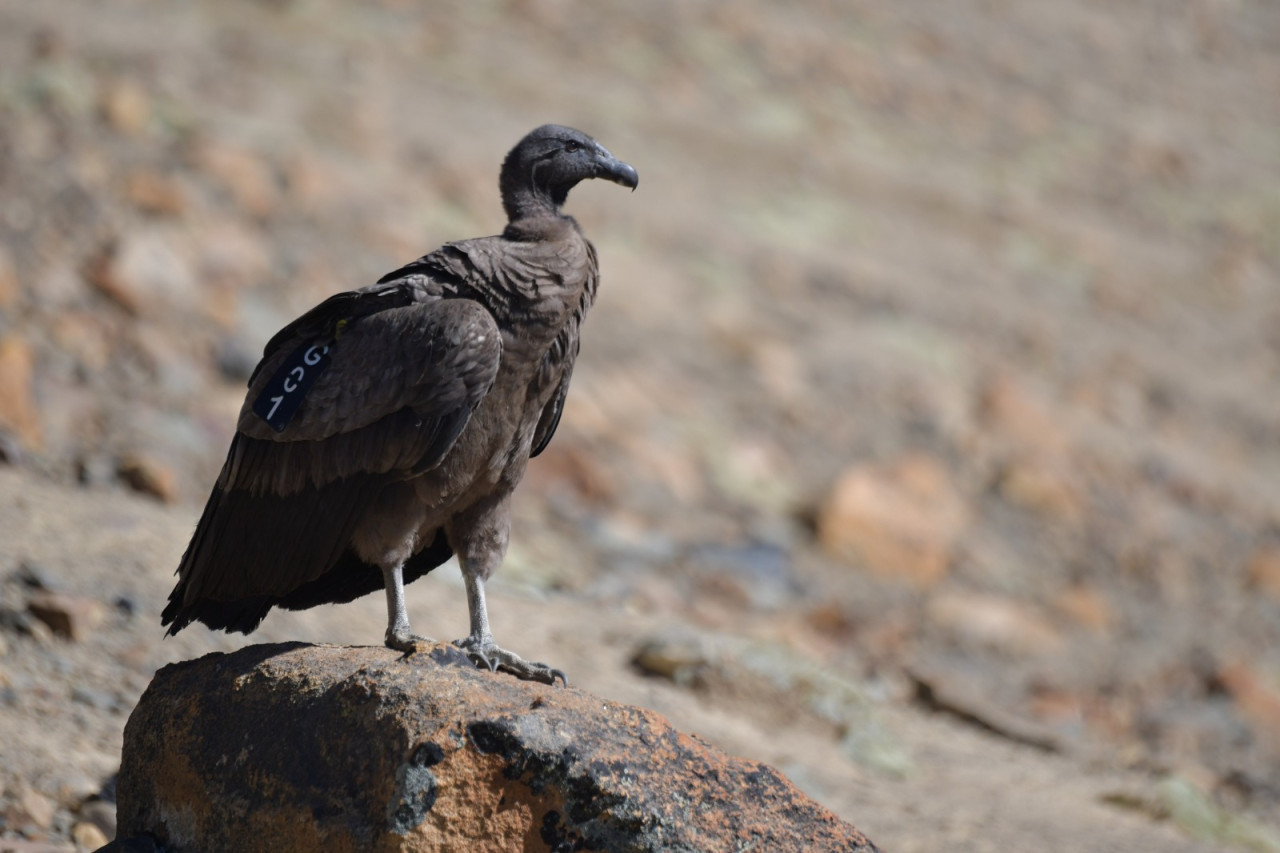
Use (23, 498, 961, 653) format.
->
(13, 561, 56, 591)
(77, 798, 116, 841)
(7, 787, 57, 830)
(0, 337, 42, 451)
(71, 821, 109, 850)
(817, 454, 967, 588)
(27, 592, 105, 642)
(115, 454, 178, 503)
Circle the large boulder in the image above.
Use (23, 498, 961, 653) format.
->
(111, 642, 878, 852)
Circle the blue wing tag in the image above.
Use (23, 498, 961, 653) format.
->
(252, 342, 333, 433)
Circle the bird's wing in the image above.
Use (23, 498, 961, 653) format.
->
(230, 297, 502, 494)
(164, 295, 501, 628)
(530, 361, 572, 459)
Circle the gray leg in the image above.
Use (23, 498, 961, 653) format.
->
(383, 562, 432, 652)
(448, 498, 567, 686)
(453, 569, 566, 686)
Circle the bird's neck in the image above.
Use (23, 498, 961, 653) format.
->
(500, 179, 572, 223)
(502, 209, 579, 243)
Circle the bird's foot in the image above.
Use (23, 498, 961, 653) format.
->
(385, 627, 435, 654)
(453, 635, 568, 687)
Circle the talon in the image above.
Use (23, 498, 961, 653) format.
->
(453, 636, 568, 686)
(386, 631, 433, 654)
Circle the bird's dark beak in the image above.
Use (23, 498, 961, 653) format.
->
(593, 145, 638, 190)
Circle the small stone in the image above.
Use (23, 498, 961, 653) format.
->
(78, 798, 117, 841)
(72, 821, 109, 849)
(631, 636, 712, 687)
(11, 786, 57, 830)
(1246, 547, 1280, 605)
(124, 169, 187, 216)
(215, 336, 260, 382)
(0, 337, 42, 451)
(85, 229, 200, 316)
(116, 454, 179, 503)
(13, 561, 56, 590)
(977, 374, 1069, 457)
(0, 243, 18, 308)
(0, 430, 23, 464)
(995, 457, 1084, 521)
(100, 78, 151, 135)
(75, 453, 118, 488)
(1053, 584, 1112, 632)
(1217, 663, 1280, 747)
(27, 591, 105, 641)
(910, 667, 1063, 752)
(193, 219, 271, 290)
(817, 454, 968, 587)
(191, 138, 279, 218)
(926, 592, 1064, 657)
(0, 606, 53, 641)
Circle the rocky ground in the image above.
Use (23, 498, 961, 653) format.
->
(1, 0, 1279, 850)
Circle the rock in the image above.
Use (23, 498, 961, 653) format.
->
(1053, 583, 1113, 633)
(100, 78, 151, 136)
(926, 592, 1064, 657)
(977, 373, 1069, 457)
(1217, 663, 1280, 748)
(817, 454, 968, 587)
(0, 431, 23, 465)
(0, 606, 52, 642)
(7, 786, 56, 830)
(26, 592, 105, 641)
(191, 219, 271, 291)
(994, 456, 1084, 521)
(13, 561, 56, 591)
(123, 169, 187, 217)
(116, 643, 878, 853)
(909, 667, 1064, 752)
(0, 337, 42, 451)
(115, 454, 178, 503)
(85, 229, 200, 316)
(76, 799, 116, 842)
(631, 635, 712, 687)
(0, 244, 18, 308)
(72, 821, 109, 850)
(1246, 547, 1280, 605)
(190, 138, 279, 218)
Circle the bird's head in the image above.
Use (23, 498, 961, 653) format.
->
(500, 124, 638, 222)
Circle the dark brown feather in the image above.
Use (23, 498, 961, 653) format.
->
(164, 125, 630, 642)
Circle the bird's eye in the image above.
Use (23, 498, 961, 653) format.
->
(564, 141, 581, 153)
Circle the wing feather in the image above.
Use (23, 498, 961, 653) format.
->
(164, 291, 502, 632)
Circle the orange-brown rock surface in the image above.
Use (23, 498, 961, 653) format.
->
(112, 643, 878, 852)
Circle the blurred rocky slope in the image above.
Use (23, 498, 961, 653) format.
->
(1, 0, 1280, 848)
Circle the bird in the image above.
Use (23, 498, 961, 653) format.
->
(162, 124, 637, 686)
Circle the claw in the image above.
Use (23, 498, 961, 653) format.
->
(385, 630, 434, 655)
(453, 636, 568, 686)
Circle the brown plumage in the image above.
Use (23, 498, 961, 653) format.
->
(162, 125, 637, 684)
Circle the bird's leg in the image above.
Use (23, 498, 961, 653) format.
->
(448, 500, 567, 686)
(382, 562, 433, 652)
(454, 570, 567, 686)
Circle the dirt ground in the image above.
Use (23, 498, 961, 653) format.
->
(1, 1, 1279, 850)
